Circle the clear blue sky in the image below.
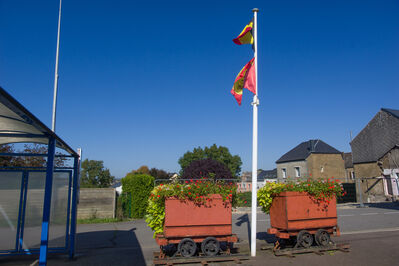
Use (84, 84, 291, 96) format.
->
(1, 0, 398, 178)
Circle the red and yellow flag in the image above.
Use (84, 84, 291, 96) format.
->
(231, 58, 256, 105)
(233, 19, 254, 45)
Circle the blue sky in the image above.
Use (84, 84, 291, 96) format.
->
(1, 0, 398, 178)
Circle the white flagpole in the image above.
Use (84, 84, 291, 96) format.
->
(52, 0, 62, 132)
(251, 7, 259, 257)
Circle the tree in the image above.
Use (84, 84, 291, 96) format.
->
(80, 159, 114, 188)
(181, 158, 233, 180)
(0, 144, 14, 167)
(0, 143, 67, 168)
(127, 166, 172, 180)
(128, 165, 150, 175)
(178, 144, 242, 177)
(149, 167, 172, 180)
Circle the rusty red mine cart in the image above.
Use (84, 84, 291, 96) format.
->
(155, 194, 238, 258)
(267, 192, 340, 249)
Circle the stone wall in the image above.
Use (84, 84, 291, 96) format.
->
(307, 153, 345, 180)
(353, 162, 381, 178)
(276, 160, 308, 181)
(78, 188, 116, 219)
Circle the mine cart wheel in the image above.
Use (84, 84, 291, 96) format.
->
(297, 230, 313, 248)
(178, 238, 197, 257)
(201, 237, 220, 256)
(315, 229, 330, 246)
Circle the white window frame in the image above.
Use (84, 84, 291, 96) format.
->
(295, 167, 301, 177)
(282, 168, 287, 179)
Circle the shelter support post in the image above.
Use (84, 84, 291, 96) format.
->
(69, 151, 80, 259)
(38, 137, 56, 266)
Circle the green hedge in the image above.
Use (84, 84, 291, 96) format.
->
(121, 173, 154, 218)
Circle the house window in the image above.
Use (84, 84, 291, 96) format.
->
(282, 168, 287, 178)
(243, 183, 246, 188)
(321, 166, 324, 173)
(295, 167, 301, 177)
(350, 171, 355, 180)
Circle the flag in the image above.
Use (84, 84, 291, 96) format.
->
(233, 19, 254, 46)
(231, 58, 256, 105)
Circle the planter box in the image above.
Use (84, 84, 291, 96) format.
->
(270, 191, 337, 232)
(163, 194, 232, 238)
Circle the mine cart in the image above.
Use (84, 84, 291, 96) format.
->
(267, 191, 340, 248)
(155, 194, 237, 258)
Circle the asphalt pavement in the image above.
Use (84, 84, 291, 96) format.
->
(1, 202, 399, 266)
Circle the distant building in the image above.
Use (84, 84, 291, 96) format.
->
(237, 169, 277, 192)
(351, 108, 399, 201)
(276, 139, 345, 182)
(257, 169, 277, 189)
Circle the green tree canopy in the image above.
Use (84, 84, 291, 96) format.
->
(80, 159, 115, 188)
(178, 144, 242, 177)
(127, 165, 172, 180)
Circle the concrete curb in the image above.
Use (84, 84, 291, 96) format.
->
(232, 203, 366, 214)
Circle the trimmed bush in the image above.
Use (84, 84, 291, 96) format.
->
(121, 174, 154, 218)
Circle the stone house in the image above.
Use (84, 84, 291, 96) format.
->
(350, 108, 399, 201)
(257, 169, 277, 189)
(343, 152, 355, 183)
(276, 139, 345, 182)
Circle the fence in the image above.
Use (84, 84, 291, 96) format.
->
(77, 188, 116, 219)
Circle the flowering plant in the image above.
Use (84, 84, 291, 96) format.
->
(257, 178, 346, 214)
(145, 179, 237, 238)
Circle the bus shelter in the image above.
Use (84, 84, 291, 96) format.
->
(0, 87, 80, 265)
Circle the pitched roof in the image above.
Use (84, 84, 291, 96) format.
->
(351, 108, 399, 164)
(381, 108, 399, 119)
(276, 139, 341, 164)
(257, 169, 277, 181)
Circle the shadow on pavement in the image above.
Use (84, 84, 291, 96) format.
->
(363, 202, 399, 210)
(257, 232, 277, 244)
(0, 227, 146, 266)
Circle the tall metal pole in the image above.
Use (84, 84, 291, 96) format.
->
(251, 7, 259, 257)
(52, 0, 62, 132)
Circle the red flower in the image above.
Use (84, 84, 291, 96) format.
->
(160, 184, 163, 186)
(188, 192, 191, 195)
(185, 181, 189, 183)
(157, 195, 160, 198)
(244, 201, 247, 203)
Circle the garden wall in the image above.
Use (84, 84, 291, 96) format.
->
(77, 188, 116, 219)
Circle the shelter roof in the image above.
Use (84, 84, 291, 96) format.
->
(0, 87, 78, 157)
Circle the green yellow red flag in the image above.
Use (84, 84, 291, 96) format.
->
(231, 58, 256, 105)
(233, 19, 254, 46)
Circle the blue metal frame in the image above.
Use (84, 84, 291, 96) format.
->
(0, 168, 75, 256)
(15, 171, 26, 252)
(65, 170, 73, 249)
(69, 155, 79, 259)
(18, 172, 29, 253)
(38, 137, 56, 265)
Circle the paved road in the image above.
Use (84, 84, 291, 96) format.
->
(1, 202, 398, 266)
